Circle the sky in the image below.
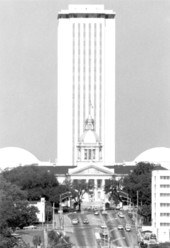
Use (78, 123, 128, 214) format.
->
(0, 0, 170, 163)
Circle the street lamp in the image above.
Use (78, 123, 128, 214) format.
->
(117, 190, 129, 206)
(60, 191, 72, 209)
(52, 191, 72, 230)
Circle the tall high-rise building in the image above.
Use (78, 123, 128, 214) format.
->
(57, 5, 115, 166)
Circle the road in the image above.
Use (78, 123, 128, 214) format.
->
(64, 209, 139, 248)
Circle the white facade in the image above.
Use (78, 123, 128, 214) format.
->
(152, 170, 170, 242)
(30, 198, 45, 223)
(57, 5, 115, 166)
(68, 164, 114, 205)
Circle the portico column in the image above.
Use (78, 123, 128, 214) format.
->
(94, 179, 97, 202)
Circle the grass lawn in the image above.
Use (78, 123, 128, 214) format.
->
(17, 229, 44, 247)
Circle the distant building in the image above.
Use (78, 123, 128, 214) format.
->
(57, 5, 116, 166)
(0, 147, 54, 171)
(29, 198, 45, 223)
(152, 169, 170, 242)
(134, 147, 170, 170)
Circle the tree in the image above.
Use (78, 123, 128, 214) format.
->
(0, 175, 38, 247)
(104, 177, 123, 204)
(48, 230, 72, 248)
(2, 165, 59, 201)
(45, 203, 53, 222)
(7, 200, 38, 229)
(122, 162, 155, 205)
(48, 184, 69, 207)
(70, 179, 92, 211)
(0, 229, 18, 248)
(122, 162, 156, 223)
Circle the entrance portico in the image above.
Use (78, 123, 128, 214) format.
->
(68, 163, 114, 206)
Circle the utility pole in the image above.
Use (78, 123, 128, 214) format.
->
(137, 190, 139, 209)
(52, 202, 55, 229)
(136, 191, 139, 230)
(44, 228, 48, 248)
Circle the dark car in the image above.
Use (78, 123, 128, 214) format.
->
(100, 225, 109, 237)
(150, 234, 157, 240)
(83, 219, 89, 224)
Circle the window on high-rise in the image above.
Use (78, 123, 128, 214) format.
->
(160, 203, 170, 207)
(160, 185, 170, 188)
(160, 176, 170, 179)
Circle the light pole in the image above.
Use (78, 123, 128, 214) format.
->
(60, 191, 72, 209)
(59, 191, 72, 230)
(117, 190, 130, 207)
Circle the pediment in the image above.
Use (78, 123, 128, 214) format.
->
(69, 164, 114, 176)
(75, 168, 109, 175)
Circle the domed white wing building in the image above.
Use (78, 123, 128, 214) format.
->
(0, 147, 54, 171)
(134, 147, 170, 170)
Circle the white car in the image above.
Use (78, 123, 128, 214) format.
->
(125, 224, 131, 232)
(102, 210, 107, 215)
(118, 224, 123, 230)
(94, 211, 99, 215)
(72, 218, 79, 225)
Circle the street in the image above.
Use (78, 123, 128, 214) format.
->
(60, 209, 139, 248)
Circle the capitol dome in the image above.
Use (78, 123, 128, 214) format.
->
(134, 147, 170, 169)
(0, 147, 40, 170)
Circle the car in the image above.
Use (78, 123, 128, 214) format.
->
(94, 211, 99, 215)
(118, 224, 123, 230)
(83, 218, 89, 224)
(100, 225, 109, 237)
(118, 212, 124, 218)
(100, 225, 107, 230)
(125, 224, 131, 232)
(23, 225, 37, 230)
(11, 233, 22, 239)
(102, 210, 107, 215)
(72, 218, 79, 225)
(148, 239, 159, 247)
(150, 234, 157, 240)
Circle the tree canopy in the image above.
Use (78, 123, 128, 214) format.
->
(122, 162, 156, 223)
(0, 175, 38, 247)
(104, 177, 122, 204)
(122, 162, 155, 206)
(2, 165, 59, 201)
(69, 179, 94, 210)
(48, 230, 72, 248)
